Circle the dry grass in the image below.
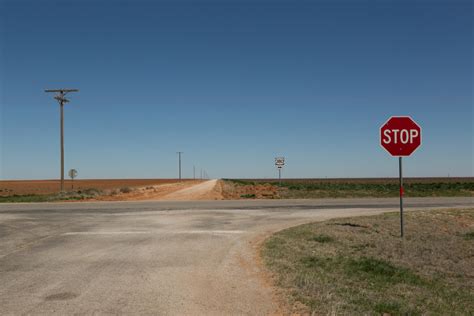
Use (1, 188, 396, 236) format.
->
(221, 180, 280, 199)
(0, 179, 191, 196)
(262, 209, 474, 315)
(240, 177, 474, 184)
(224, 178, 474, 198)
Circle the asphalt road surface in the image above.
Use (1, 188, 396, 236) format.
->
(0, 197, 471, 315)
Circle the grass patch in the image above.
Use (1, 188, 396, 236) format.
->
(223, 179, 255, 186)
(278, 181, 474, 198)
(0, 189, 104, 203)
(225, 179, 474, 198)
(463, 231, 474, 240)
(261, 209, 474, 314)
(0, 194, 85, 203)
(310, 234, 334, 243)
(373, 301, 403, 314)
(240, 193, 256, 199)
(345, 257, 423, 285)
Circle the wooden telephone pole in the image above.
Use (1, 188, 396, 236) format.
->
(177, 152, 183, 181)
(45, 89, 79, 192)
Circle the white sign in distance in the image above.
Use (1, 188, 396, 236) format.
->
(275, 157, 285, 168)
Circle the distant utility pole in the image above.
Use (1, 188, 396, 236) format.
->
(45, 89, 79, 192)
(193, 165, 196, 180)
(200, 168, 203, 180)
(177, 152, 183, 181)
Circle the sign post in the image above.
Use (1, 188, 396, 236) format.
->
(275, 157, 285, 186)
(380, 116, 421, 238)
(399, 157, 403, 237)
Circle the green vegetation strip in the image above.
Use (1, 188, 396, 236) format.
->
(0, 188, 103, 203)
(225, 179, 474, 198)
(262, 209, 474, 315)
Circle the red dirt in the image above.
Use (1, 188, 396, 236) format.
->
(93, 180, 221, 201)
(220, 181, 279, 199)
(0, 179, 194, 196)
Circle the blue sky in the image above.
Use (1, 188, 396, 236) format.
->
(1, 0, 472, 179)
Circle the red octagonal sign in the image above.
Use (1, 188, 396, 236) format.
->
(380, 116, 422, 156)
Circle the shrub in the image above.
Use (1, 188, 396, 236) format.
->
(120, 187, 133, 194)
(240, 193, 256, 198)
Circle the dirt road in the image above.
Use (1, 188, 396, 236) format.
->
(160, 179, 222, 200)
(95, 180, 221, 201)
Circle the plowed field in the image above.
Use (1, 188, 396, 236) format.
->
(0, 179, 193, 196)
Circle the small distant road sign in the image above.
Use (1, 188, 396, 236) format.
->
(275, 157, 285, 168)
(380, 116, 422, 238)
(380, 116, 421, 156)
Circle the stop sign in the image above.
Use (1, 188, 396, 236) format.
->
(380, 116, 421, 156)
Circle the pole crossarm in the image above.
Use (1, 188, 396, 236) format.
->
(45, 89, 79, 93)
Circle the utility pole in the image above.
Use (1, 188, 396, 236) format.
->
(193, 165, 196, 180)
(45, 89, 79, 192)
(200, 168, 203, 180)
(177, 152, 183, 181)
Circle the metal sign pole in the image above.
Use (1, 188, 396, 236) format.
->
(399, 157, 404, 238)
(278, 168, 281, 186)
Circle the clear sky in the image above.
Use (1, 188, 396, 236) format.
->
(1, 0, 472, 180)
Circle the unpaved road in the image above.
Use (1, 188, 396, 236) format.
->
(160, 179, 222, 200)
(95, 179, 221, 201)
(0, 197, 471, 315)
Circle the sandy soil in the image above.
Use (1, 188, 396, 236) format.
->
(159, 179, 223, 200)
(94, 179, 223, 201)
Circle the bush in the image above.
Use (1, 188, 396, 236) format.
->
(240, 193, 256, 198)
(120, 187, 133, 194)
(82, 188, 102, 196)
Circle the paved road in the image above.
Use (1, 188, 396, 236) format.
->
(0, 197, 471, 315)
